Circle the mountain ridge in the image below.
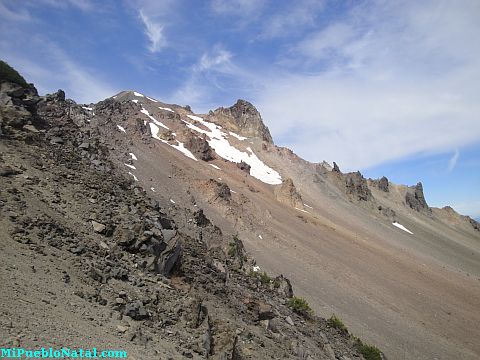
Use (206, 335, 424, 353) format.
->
(2, 68, 480, 360)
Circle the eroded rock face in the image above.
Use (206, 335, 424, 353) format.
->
(275, 178, 303, 209)
(184, 133, 214, 161)
(345, 172, 372, 201)
(406, 182, 430, 213)
(210, 99, 273, 143)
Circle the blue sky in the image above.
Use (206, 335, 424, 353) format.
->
(1, 0, 479, 218)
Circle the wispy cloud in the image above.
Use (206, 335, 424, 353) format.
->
(0, 2, 32, 22)
(259, 0, 325, 39)
(255, 1, 480, 171)
(139, 10, 167, 53)
(170, 45, 260, 111)
(210, 0, 266, 16)
(447, 149, 460, 172)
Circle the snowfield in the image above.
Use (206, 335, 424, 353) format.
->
(183, 115, 282, 185)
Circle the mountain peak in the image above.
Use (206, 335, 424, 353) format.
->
(209, 99, 273, 143)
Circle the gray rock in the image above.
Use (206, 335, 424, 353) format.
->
(273, 275, 293, 298)
(285, 316, 294, 326)
(124, 300, 148, 320)
(91, 220, 106, 233)
(50, 137, 64, 144)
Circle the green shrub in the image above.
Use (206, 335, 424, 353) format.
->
(287, 296, 313, 316)
(248, 270, 271, 285)
(355, 339, 382, 360)
(327, 314, 348, 332)
(0, 60, 28, 87)
(258, 271, 271, 285)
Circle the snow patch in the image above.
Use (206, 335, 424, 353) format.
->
(150, 187, 155, 192)
(117, 125, 126, 133)
(295, 207, 309, 213)
(128, 172, 138, 181)
(231, 190, 237, 193)
(133, 91, 144, 97)
(392, 222, 413, 234)
(304, 203, 313, 209)
(141, 108, 169, 129)
(146, 96, 158, 102)
(124, 163, 136, 170)
(187, 114, 203, 122)
(210, 164, 221, 170)
(229, 131, 247, 140)
(170, 199, 176, 204)
(258, 235, 263, 239)
(183, 116, 282, 184)
(82, 106, 93, 111)
(159, 106, 174, 113)
(252, 265, 260, 272)
(129, 153, 138, 161)
(132, 99, 139, 104)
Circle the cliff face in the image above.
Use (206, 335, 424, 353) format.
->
(209, 99, 274, 143)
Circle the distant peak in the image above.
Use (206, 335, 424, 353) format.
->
(210, 99, 273, 143)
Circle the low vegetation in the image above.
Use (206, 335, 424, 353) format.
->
(328, 315, 383, 359)
(248, 270, 272, 285)
(354, 337, 382, 360)
(287, 296, 313, 316)
(0, 60, 28, 87)
(327, 314, 348, 332)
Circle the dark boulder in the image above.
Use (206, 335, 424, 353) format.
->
(236, 161, 251, 174)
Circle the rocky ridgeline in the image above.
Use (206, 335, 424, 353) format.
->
(0, 75, 373, 359)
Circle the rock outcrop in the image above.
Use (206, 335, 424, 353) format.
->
(345, 172, 372, 202)
(184, 133, 214, 161)
(378, 176, 389, 192)
(406, 182, 430, 213)
(275, 178, 304, 209)
(236, 161, 251, 174)
(209, 99, 273, 143)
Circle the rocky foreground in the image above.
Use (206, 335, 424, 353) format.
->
(0, 74, 378, 357)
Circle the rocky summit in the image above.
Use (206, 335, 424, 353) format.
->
(1, 63, 480, 360)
